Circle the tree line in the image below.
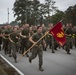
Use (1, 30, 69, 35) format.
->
(12, 0, 76, 26)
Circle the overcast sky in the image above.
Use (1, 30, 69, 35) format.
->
(0, 0, 76, 24)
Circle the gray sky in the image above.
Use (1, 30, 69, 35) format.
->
(0, 0, 76, 24)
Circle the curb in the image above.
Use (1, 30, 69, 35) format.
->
(0, 54, 24, 75)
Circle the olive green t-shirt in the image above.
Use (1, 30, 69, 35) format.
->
(32, 32, 43, 45)
(10, 32, 19, 43)
(22, 29, 29, 36)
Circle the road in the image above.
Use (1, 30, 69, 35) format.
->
(0, 47, 76, 75)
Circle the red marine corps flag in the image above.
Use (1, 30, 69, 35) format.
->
(49, 22, 66, 46)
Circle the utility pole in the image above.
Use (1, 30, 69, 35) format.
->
(7, 8, 9, 24)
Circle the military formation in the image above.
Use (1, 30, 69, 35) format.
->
(0, 23, 76, 71)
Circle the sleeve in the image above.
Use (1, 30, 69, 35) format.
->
(32, 33, 36, 40)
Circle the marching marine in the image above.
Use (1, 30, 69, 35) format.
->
(29, 25, 46, 71)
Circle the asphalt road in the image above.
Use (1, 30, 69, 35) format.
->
(0, 47, 76, 75)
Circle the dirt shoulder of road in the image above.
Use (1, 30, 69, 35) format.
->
(0, 57, 19, 75)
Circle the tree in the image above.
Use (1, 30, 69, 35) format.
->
(13, 0, 28, 25)
(44, 0, 57, 24)
(13, 0, 42, 25)
(51, 10, 64, 24)
(46, 4, 76, 26)
(30, 0, 41, 25)
(13, 0, 58, 25)
(64, 5, 76, 25)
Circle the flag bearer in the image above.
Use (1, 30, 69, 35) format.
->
(29, 25, 46, 71)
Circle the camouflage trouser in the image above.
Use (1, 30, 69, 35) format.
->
(54, 40, 59, 50)
(3, 40, 9, 55)
(3, 40, 14, 56)
(8, 41, 12, 56)
(70, 37, 73, 49)
(46, 40, 52, 49)
(0, 37, 2, 50)
(64, 37, 71, 53)
(11, 42, 21, 62)
(30, 45, 43, 66)
(73, 36, 76, 48)
(45, 37, 55, 53)
(20, 38, 29, 57)
(75, 37, 76, 47)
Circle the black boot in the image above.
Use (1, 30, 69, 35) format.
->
(44, 47, 47, 51)
(52, 50, 55, 53)
(67, 49, 71, 55)
(9, 54, 12, 57)
(26, 53, 29, 57)
(15, 58, 17, 63)
(39, 66, 44, 71)
(29, 57, 32, 63)
(14, 57, 17, 63)
(0, 45, 1, 51)
(13, 53, 17, 63)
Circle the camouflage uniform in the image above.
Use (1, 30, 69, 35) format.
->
(64, 27, 73, 54)
(54, 39, 59, 50)
(73, 30, 76, 48)
(7, 29, 13, 57)
(42, 27, 47, 51)
(29, 28, 34, 48)
(0, 29, 2, 51)
(29, 32, 44, 71)
(10, 31, 20, 62)
(45, 33, 52, 50)
(3, 29, 12, 55)
(20, 28, 29, 57)
(75, 34, 76, 48)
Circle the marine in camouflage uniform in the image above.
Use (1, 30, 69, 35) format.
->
(9, 27, 20, 63)
(72, 26, 76, 48)
(64, 23, 73, 54)
(41, 24, 47, 51)
(45, 32, 52, 50)
(2, 26, 12, 55)
(19, 24, 29, 57)
(7, 26, 13, 57)
(29, 26, 46, 71)
(74, 33, 76, 48)
(0, 28, 2, 51)
(48, 23, 56, 52)
(29, 27, 34, 48)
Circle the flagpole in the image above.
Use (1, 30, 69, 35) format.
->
(17, 31, 49, 61)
